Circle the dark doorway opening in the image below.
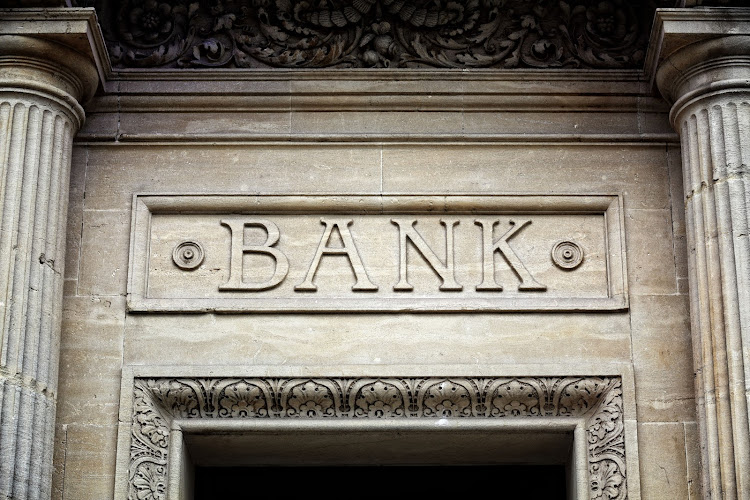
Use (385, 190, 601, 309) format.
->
(194, 465, 568, 499)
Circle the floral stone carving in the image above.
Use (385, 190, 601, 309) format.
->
(89, 0, 672, 69)
(128, 376, 627, 499)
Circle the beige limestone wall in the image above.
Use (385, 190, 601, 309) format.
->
(53, 75, 698, 499)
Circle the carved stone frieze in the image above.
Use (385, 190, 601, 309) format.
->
(128, 376, 626, 500)
(86, 0, 674, 69)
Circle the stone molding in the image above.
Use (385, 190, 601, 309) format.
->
(78, 70, 675, 143)
(652, 7, 750, 499)
(126, 376, 626, 500)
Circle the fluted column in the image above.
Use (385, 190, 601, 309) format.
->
(0, 9, 105, 499)
(653, 8, 750, 499)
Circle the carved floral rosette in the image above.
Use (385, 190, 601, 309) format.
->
(129, 376, 626, 500)
(93, 0, 669, 70)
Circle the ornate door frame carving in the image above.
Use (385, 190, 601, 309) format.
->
(114, 367, 640, 500)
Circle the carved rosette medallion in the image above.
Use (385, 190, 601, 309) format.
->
(552, 240, 584, 270)
(128, 376, 627, 499)
(172, 240, 205, 270)
(92, 0, 669, 69)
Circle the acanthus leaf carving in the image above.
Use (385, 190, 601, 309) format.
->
(94, 0, 670, 70)
(129, 376, 627, 500)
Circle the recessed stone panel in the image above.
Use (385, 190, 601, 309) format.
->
(128, 194, 627, 312)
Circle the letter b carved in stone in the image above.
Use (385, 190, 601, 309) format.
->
(219, 218, 289, 291)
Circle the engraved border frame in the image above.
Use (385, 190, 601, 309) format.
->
(113, 365, 641, 500)
(127, 194, 628, 312)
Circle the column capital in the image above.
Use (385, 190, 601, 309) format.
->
(647, 7, 750, 127)
(0, 7, 110, 125)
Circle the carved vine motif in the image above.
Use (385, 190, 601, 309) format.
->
(129, 376, 626, 500)
(94, 0, 672, 69)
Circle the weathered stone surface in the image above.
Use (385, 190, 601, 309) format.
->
(629, 294, 695, 423)
(381, 145, 673, 210)
(637, 422, 691, 499)
(0, 9, 105, 499)
(0, 5, 739, 500)
(123, 313, 634, 368)
(77, 210, 130, 297)
(57, 296, 124, 426)
(80, 145, 382, 211)
(625, 208, 681, 295)
(653, 9, 750, 498)
(58, 424, 118, 500)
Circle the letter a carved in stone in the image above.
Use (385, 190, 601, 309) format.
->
(295, 218, 378, 292)
(391, 219, 463, 291)
(220, 218, 289, 291)
(475, 219, 546, 291)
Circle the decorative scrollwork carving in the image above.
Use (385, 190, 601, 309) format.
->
(129, 376, 627, 500)
(96, 0, 671, 70)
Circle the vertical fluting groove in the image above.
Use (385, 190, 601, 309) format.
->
(22, 110, 52, 385)
(0, 102, 15, 342)
(681, 96, 750, 499)
(0, 102, 31, 496)
(19, 108, 57, 500)
(0, 103, 11, 489)
(27, 390, 46, 500)
(40, 395, 55, 500)
(8, 104, 43, 379)
(739, 101, 750, 425)
(683, 124, 713, 498)
(13, 389, 35, 499)
(712, 102, 750, 497)
(689, 111, 725, 499)
(0, 103, 30, 370)
(701, 104, 738, 499)
(0, 96, 75, 499)
(40, 115, 68, 393)
(33, 114, 69, 500)
(0, 384, 20, 495)
(23, 109, 54, 386)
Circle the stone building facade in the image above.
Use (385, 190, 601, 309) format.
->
(1, 1, 749, 498)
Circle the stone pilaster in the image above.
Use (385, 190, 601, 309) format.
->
(0, 9, 106, 499)
(651, 8, 750, 499)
